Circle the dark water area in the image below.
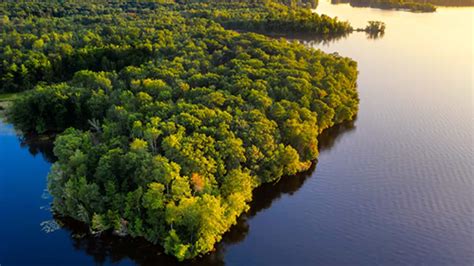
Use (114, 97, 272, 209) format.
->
(1, 2, 473, 265)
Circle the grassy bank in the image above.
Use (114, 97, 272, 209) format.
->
(0, 92, 23, 119)
(0, 92, 22, 102)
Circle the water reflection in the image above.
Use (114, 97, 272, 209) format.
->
(18, 133, 57, 163)
(365, 30, 384, 39)
(0, 119, 56, 162)
(42, 120, 356, 266)
(275, 30, 384, 46)
(318, 119, 356, 152)
(268, 31, 353, 45)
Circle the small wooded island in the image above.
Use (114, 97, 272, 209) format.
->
(1, 0, 359, 261)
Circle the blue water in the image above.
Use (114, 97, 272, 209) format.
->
(0, 124, 99, 264)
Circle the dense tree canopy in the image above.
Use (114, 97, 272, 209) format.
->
(4, 0, 359, 261)
(181, 1, 351, 34)
(0, 0, 353, 93)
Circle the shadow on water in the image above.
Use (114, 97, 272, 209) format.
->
(21, 119, 356, 266)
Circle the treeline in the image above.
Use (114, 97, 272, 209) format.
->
(388, 0, 473, 6)
(413, 0, 473, 6)
(4, 1, 359, 261)
(350, 0, 436, 12)
(0, 0, 352, 93)
(331, 0, 436, 12)
(182, 1, 351, 34)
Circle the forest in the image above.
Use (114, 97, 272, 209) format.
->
(2, 0, 359, 261)
(0, 1, 356, 93)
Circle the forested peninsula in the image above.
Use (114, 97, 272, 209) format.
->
(1, 1, 359, 261)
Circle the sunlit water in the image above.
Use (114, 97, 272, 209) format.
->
(1, 2, 473, 265)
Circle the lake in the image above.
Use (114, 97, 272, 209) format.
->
(0, 1, 473, 265)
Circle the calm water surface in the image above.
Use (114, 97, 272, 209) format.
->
(1, 2, 473, 265)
